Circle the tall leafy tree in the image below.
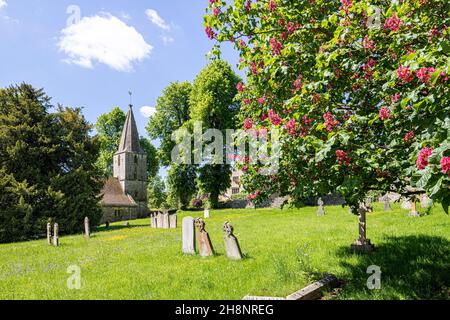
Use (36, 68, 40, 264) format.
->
(189, 60, 241, 208)
(0, 84, 102, 242)
(147, 175, 167, 210)
(167, 164, 197, 209)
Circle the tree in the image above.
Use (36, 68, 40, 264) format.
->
(167, 164, 197, 209)
(0, 84, 103, 243)
(189, 60, 241, 208)
(148, 175, 167, 210)
(95, 107, 126, 177)
(146, 82, 192, 166)
(146, 82, 197, 209)
(96, 107, 159, 177)
(206, 0, 449, 247)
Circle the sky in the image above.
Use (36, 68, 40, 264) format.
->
(0, 0, 242, 143)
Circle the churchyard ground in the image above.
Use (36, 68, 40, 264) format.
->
(0, 204, 448, 300)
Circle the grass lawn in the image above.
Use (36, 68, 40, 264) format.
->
(0, 203, 449, 300)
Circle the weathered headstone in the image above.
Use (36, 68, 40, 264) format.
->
(204, 209, 210, 219)
(162, 212, 170, 229)
(53, 223, 59, 247)
(182, 217, 196, 255)
(420, 195, 432, 208)
(47, 222, 52, 246)
(383, 194, 391, 212)
(409, 199, 420, 217)
(350, 204, 375, 252)
(365, 197, 373, 213)
(84, 217, 90, 239)
(195, 218, 214, 257)
(156, 213, 163, 228)
(223, 222, 243, 260)
(150, 214, 157, 228)
(317, 198, 325, 216)
(169, 214, 177, 229)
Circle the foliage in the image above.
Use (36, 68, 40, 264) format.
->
(139, 137, 160, 178)
(191, 198, 204, 208)
(189, 60, 241, 208)
(205, 0, 449, 210)
(0, 84, 103, 242)
(167, 164, 197, 210)
(147, 175, 167, 210)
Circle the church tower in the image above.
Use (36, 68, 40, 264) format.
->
(113, 105, 148, 218)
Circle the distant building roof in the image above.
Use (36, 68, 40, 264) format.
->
(100, 178, 137, 207)
(117, 105, 143, 154)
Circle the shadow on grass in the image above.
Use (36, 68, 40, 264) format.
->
(336, 235, 450, 299)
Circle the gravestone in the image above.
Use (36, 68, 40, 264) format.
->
(222, 222, 243, 260)
(409, 199, 420, 217)
(420, 195, 432, 208)
(204, 209, 210, 219)
(365, 197, 373, 213)
(317, 198, 325, 216)
(350, 204, 375, 253)
(182, 217, 196, 255)
(53, 223, 59, 247)
(162, 212, 170, 229)
(84, 217, 90, 239)
(169, 214, 177, 229)
(383, 195, 391, 212)
(156, 213, 163, 228)
(195, 218, 214, 257)
(47, 222, 52, 246)
(150, 214, 157, 228)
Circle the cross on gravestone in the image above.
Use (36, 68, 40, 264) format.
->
(317, 198, 325, 216)
(182, 217, 196, 255)
(53, 223, 59, 247)
(84, 217, 90, 239)
(169, 214, 177, 229)
(204, 209, 210, 219)
(195, 218, 214, 257)
(350, 204, 375, 253)
(223, 222, 243, 260)
(383, 195, 391, 212)
(47, 222, 52, 246)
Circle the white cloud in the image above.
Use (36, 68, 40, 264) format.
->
(140, 106, 157, 118)
(160, 35, 174, 45)
(58, 14, 152, 72)
(145, 9, 170, 31)
(0, 0, 7, 10)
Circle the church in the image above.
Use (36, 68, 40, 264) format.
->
(99, 105, 149, 224)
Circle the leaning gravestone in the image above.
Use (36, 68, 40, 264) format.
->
(223, 222, 243, 260)
(169, 214, 177, 229)
(317, 198, 325, 216)
(47, 222, 52, 246)
(84, 217, 90, 239)
(182, 217, 196, 255)
(53, 223, 59, 247)
(383, 195, 391, 212)
(204, 209, 210, 219)
(195, 218, 214, 257)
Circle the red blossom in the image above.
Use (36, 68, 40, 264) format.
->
(391, 93, 401, 103)
(268, 0, 277, 12)
(269, 37, 283, 55)
(416, 67, 436, 83)
(384, 14, 403, 32)
(323, 112, 339, 132)
(236, 82, 244, 92)
(416, 147, 433, 170)
(404, 131, 414, 143)
(205, 26, 216, 39)
(336, 150, 352, 165)
(440, 157, 450, 176)
(397, 65, 414, 83)
(284, 119, 297, 136)
(362, 36, 375, 51)
(379, 107, 391, 121)
(268, 109, 283, 126)
(244, 118, 253, 130)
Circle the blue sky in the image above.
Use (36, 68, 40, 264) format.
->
(0, 0, 241, 143)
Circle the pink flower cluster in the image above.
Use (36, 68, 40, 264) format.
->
(205, 26, 216, 40)
(384, 14, 403, 32)
(416, 67, 435, 83)
(440, 157, 450, 177)
(236, 82, 244, 92)
(243, 118, 253, 130)
(336, 150, 352, 165)
(379, 107, 391, 121)
(268, 0, 277, 12)
(323, 112, 339, 132)
(292, 74, 303, 92)
(284, 119, 297, 136)
(299, 116, 314, 137)
(391, 93, 401, 103)
(404, 131, 414, 143)
(416, 147, 433, 170)
(363, 36, 375, 51)
(247, 191, 261, 201)
(269, 37, 283, 55)
(245, 0, 252, 12)
(397, 66, 414, 83)
(213, 7, 220, 17)
(268, 109, 283, 126)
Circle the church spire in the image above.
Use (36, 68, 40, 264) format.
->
(117, 103, 142, 153)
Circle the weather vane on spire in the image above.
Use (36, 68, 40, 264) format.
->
(128, 91, 133, 107)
